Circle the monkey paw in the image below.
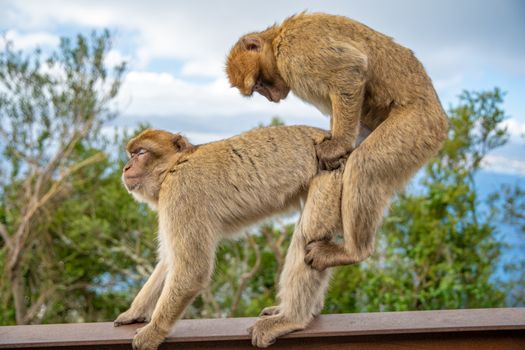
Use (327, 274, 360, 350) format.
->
(259, 305, 281, 317)
(132, 324, 165, 350)
(248, 314, 305, 348)
(114, 308, 150, 327)
(315, 139, 351, 171)
(304, 240, 352, 271)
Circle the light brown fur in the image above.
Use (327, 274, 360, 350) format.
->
(226, 12, 448, 278)
(116, 125, 349, 350)
(226, 12, 448, 346)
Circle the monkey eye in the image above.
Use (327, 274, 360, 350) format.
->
(130, 148, 147, 158)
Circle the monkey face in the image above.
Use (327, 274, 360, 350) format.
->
(122, 129, 193, 203)
(123, 147, 149, 192)
(226, 36, 290, 103)
(121, 144, 159, 210)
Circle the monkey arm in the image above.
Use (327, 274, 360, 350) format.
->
(286, 39, 368, 167)
(132, 206, 218, 350)
(316, 88, 365, 170)
(114, 261, 167, 326)
(330, 89, 364, 147)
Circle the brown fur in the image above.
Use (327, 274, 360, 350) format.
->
(226, 12, 448, 277)
(227, 12, 448, 346)
(116, 125, 349, 350)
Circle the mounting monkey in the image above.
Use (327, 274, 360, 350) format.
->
(116, 126, 351, 349)
(226, 12, 448, 271)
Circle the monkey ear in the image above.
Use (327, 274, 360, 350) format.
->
(241, 36, 262, 52)
(172, 134, 191, 152)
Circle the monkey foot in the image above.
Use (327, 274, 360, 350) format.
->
(248, 314, 306, 348)
(132, 323, 165, 350)
(304, 240, 355, 271)
(114, 309, 150, 327)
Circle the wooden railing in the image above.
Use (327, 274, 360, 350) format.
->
(1, 308, 524, 349)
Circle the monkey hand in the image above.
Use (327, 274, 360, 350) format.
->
(315, 138, 352, 171)
(114, 308, 150, 327)
(304, 240, 355, 271)
(248, 314, 306, 348)
(132, 324, 165, 350)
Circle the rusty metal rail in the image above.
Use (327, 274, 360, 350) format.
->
(1, 308, 524, 349)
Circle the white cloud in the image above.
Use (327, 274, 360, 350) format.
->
(4, 1, 114, 28)
(105, 49, 129, 68)
(181, 60, 224, 78)
(2, 29, 59, 50)
(117, 70, 322, 120)
(502, 118, 525, 140)
(4, 1, 244, 66)
(482, 154, 525, 177)
(3, 0, 524, 170)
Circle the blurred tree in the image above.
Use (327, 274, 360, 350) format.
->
(0, 31, 127, 324)
(326, 89, 508, 312)
(498, 171, 525, 306)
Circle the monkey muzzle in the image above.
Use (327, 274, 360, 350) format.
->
(253, 78, 281, 103)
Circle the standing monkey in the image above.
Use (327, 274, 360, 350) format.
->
(115, 126, 346, 350)
(226, 12, 448, 271)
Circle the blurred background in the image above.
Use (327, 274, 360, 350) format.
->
(0, 0, 523, 325)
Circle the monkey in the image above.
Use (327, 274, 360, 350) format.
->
(226, 12, 448, 272)
(114, 125, 351, 350)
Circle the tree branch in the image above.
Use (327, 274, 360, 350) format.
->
(201, 287, 221, 318)
(8, 152, 106, 271)
(262, 226, 285, 285)
(0, 223, 10, 248)
(36, 151, 106, 211)
(23, 282, 91, 324)
(230, 234, 261, 316)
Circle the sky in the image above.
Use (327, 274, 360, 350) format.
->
(1, 0, 524, 177)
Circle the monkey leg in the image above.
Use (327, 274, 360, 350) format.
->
(132, 226, 217, 350)
(250, 225, 333, 348)
(306, 102, 448, 271)
(250, 172, 339, 347)
(114, 261, 167, 326)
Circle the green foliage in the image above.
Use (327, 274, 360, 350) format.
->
(258, 116, 285, 128)
(497, 183, 525, 306)
(40, 140, 158, 322)
(0, 31, 153, 325)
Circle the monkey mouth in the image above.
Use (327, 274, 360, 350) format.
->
(258, 86, 281, 103)
(253, 77, 282, 103)
(267, 90, 282, 103)
(122, 175, 141, 192)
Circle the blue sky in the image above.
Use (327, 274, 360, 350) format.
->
(1, 0, 524, 176)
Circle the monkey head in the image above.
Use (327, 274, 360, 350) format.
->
(122, 129, 192, 208)
(226, 34, 290, 103)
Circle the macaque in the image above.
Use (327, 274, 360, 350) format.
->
(226, 12, 448, 271)
(115, 126, 347, 350)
